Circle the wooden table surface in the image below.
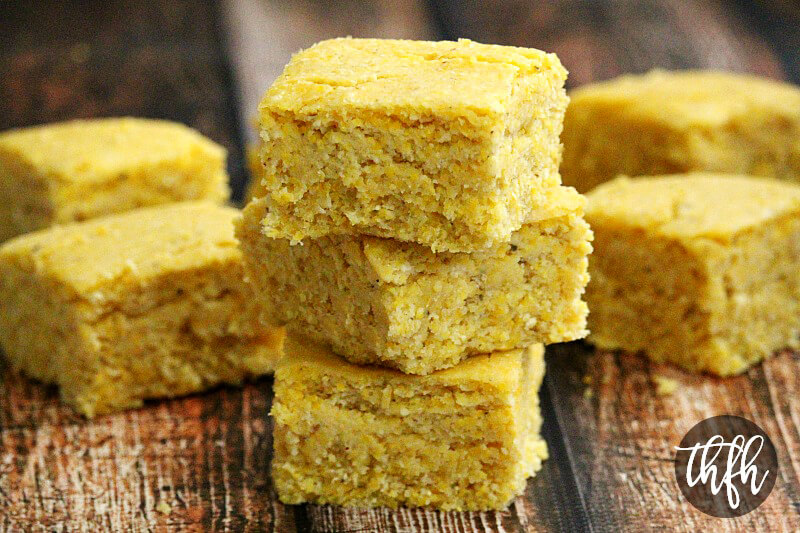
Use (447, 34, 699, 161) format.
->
(2, 1, 800, 531)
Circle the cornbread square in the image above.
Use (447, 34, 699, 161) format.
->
(562, 70, 800, 192)
(271, 338, 547, 510)
(0, 117, 230, 242)
(257, 37, 568, 252)
(0, 202, 284, 417)
(238, 187, 591, 375)
(586, 173, 800, 376)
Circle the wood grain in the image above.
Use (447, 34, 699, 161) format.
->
(0, 360, 297, 532)
(546, 345, 800, 532)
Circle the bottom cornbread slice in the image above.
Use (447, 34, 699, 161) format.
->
(0, 202, 285, 417)
(271, 338, 547, 510)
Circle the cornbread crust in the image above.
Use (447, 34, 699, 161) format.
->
(257, 37, 568, 252)
(271, 338, 547, 510)
(562, 70, 800, 192)
(238, 187, 591, 375)
(586, 174, 800, 376)
(0, 202, 284, 417)
(0, 117, 230, 242)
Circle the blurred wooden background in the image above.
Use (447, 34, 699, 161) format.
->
(1, 1, 800, 531)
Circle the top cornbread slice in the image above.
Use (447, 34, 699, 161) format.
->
(561, 70, 800, 192)
(0, 117, 230, 242)
(257, 37, 568, 252)
(585, 173, 800, 376)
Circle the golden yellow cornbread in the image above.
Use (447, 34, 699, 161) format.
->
(586, 173, 800, 376)
(0, 202, 284, 417)
(245, 144, 267, 201)
(256, 37, 568, 252)
(0, 117, 230, 242)
(271, 337, 547, 510)
(238, 187, 591, 375)
(562, 70, 800, 192)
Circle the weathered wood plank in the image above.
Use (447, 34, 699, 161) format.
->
(733, 0, 800, 83)
(546, 345, 800, 532)
(429, 0, 787, 87)
(0, 359, 295, 532)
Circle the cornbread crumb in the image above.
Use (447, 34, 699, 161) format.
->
(0, 117, 230, 242)
(0, 202, 284, 417)
(562, 70, 800, 192)
(271, 338, 547, 510)
(586, 173, 800, 376)
(238, 188, 591, 374)
(245, 144, 267, 202)
(256, 37, 568, 252)
(652, 375, 679, 397)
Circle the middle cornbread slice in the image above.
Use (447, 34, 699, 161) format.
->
(237, 187, 591, 375)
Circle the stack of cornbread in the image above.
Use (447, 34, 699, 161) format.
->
(0, 118, 286, 417)
(237, 38, 593, 510)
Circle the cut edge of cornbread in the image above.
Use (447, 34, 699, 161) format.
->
(237, 187, 591, 375)
(271, 337, 547, 510)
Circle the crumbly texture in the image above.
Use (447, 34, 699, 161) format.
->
(0, 117, 230, 242)
(271, 338, 547, 510)
(257, 37, 568, 252)
(245, 144, 268, 202)
(0, 202, 284, 417)
(586, 173, 800, 376)
(562, 70, 800, 192)
(238, 187, 591, 375)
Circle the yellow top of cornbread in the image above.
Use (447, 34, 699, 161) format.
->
(0, 202, 241, 299)
(260, 37, 566, 118)
(0, 117, 227, 184)
(569, 70, 800, 128)
(586, 173, 800, 241)
(280, 336, 542, 393)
